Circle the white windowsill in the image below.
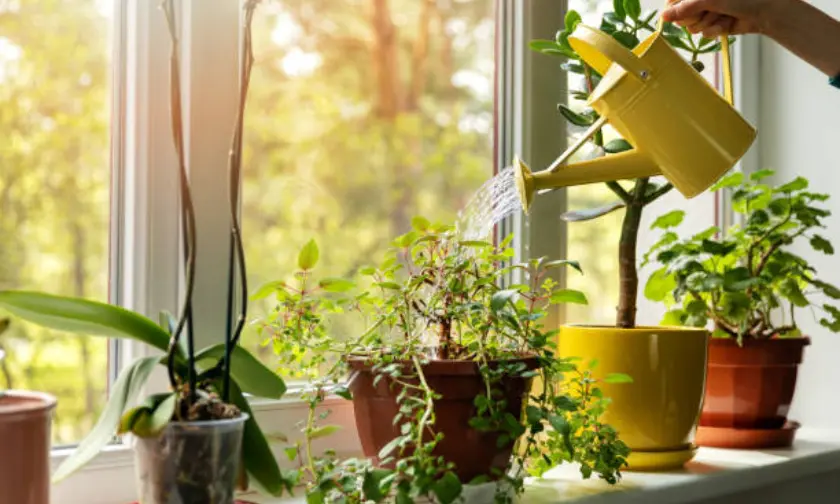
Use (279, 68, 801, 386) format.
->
(238, 428, 840, 504)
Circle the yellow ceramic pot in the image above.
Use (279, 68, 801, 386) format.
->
(558, 325, 709, 471)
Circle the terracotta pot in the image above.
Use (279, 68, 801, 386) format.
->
(557, 325, 709, 471)
(347, 356, 537, 482)
(700, 337, 810, 429)
(0, 390, 57, 504)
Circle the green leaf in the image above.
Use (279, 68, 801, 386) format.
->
(309, 425, 341, 440)
(723, 267, 760, 291)
(777, 177, 808, 193)
(661, 309, 685, 326)
(604, 139, 633, 153)
(298, 239, 320, 270)
(334, 386, 353, 400)
(687, 271, 723, 291)
(807, 278, 840, 299)
(284, 446, 298, 461)
(196, 344, 286, 399)
(411, 216, 430, 231)
(491, 289, 518, 311)
(363, 469, 393, 503)
(604, 373, 633, 384)
(565, 10, 582, 32)
(561, 202, 625, 222)
(613, 0, 626, 19)
(779, 278, 809, 307)
(811, 235, 834, 255)
(550, 289, 588, 305)
(0, 291, 172, 354)
(701, 239, 736, 256)
(710, 171, 744, 191)
(306, 490, 325, 504)
(558, 104, 595, 127)
(432, 471, 463, 504)
(525, 404, 545, 423)
(251, 280, 287, 301)
(223, 379, 289, 496)
(720, 292, 751, 320)
(623, 0, 641, 20)
(143, 393, 176, 437)
(378, 436, 404, 460)
(750, 169, 775, 181)
(612, 31, 639, 49)
(376, 281, 402, 290)
(52, 356, 159, 482)
(644, 268, 676, 302)
(528, 39, 568, 57)
(318, 277, 355, 292)
(542, 259, 583, 273)
(663, 34, 692, 52)
(651, 210, 685, 230)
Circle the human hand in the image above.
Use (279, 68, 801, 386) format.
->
(661, 0, 777, 38)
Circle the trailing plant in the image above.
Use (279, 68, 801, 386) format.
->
(643, 170, 840, 343)
(529, 0, 734, 328)
(0, 0, 294, 496)
(255, 219, 630, 503)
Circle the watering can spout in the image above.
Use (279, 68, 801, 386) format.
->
(514, 151, 659, 214)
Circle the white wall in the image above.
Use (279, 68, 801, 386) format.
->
(761, 0, 840, 428)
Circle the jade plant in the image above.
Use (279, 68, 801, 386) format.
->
(644, 170, 840, 343)
(254, 220, 630, 503)
(529, 0, 734, 327)
(0, 0, 293, 497)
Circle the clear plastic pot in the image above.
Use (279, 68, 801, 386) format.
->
(133, 414, 248, 504)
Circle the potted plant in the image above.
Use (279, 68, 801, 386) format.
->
(526, 1, 736, 469)
(644, 169, 840, 448)
(0, 1, 292, 502)
(0, 318, 57, 504)
(254, 222, 630, 503)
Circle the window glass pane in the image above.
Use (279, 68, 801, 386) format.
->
(0, 0, 112, 445)
(243, 1, 495, 375)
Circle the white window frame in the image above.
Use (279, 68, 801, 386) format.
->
(51, 1, 760, 503)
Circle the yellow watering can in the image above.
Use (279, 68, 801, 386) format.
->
(514, 20, 757, 212)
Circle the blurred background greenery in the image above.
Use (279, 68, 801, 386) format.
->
(0, 0, 619, 446)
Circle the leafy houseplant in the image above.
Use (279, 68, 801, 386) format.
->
(255, 221, 630, 503)
(644, 170, 839, 447)
(0, 1, 293, 502)
(530, 1, 735, 329)
(526, 0, 732, 469)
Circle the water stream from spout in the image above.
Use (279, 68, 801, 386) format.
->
(455, 166, 520, 240)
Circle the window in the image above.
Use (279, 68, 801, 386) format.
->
(31, 0, 755, 503)
(242, 0, 496, 374)
(0, 0, 114, 446)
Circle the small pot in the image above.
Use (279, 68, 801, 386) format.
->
(347, 356, 538, 483)
(0, 390, 57, 504)
(133, 414, 248, 504)
(700, 337, 810, 429)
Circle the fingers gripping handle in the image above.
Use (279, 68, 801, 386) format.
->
(658, 0, 734, 105)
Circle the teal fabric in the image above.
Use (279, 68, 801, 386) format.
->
(832, 73, 840, 89)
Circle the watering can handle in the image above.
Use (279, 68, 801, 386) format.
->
(656, 1, 734, 106)
(567, 25, 653, 81)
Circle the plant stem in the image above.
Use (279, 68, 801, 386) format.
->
(615, 179, 648, 328)
(162, 0, 198, 400)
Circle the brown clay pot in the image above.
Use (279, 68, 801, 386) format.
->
(0, 390, 57, 504)
(700, 337, 810, 429)
(347, 356, 537, 483)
